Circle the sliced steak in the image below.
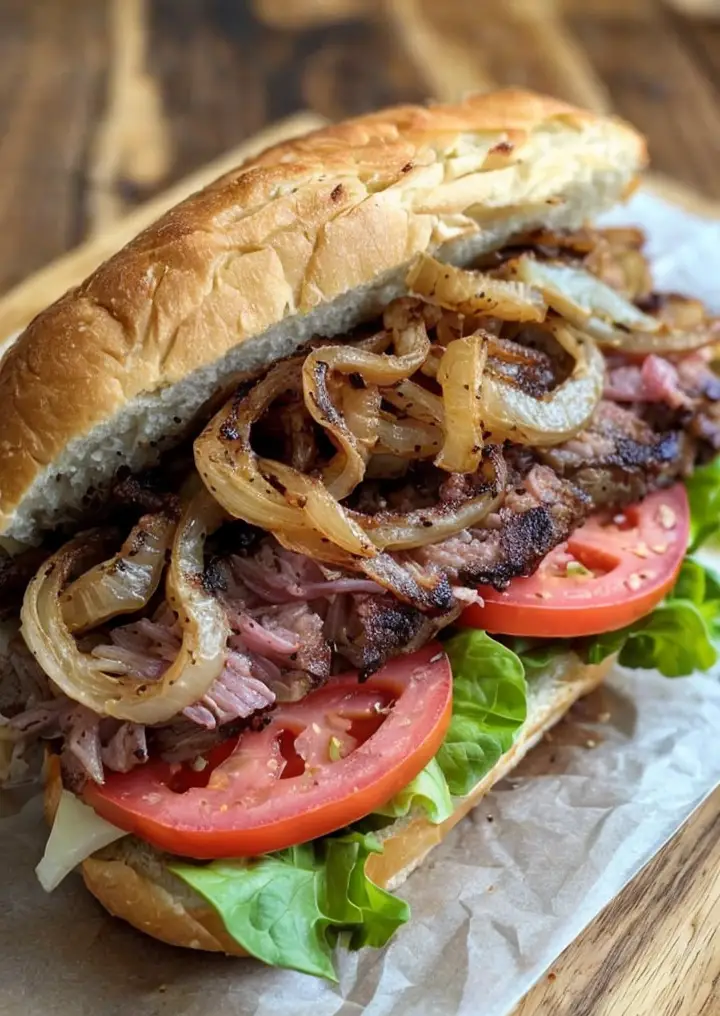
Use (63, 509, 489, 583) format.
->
(675, 354, 720, 452)
(540, 401, 685, 507)
(326, 591, 464, 679)
(412, 464, 590, 591)
(248, 602, 331, 682)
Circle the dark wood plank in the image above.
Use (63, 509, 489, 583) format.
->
(566, 5, 720, 197)
(147, 0, 426, 191)
(0, 0, 108, 293)
(663, 4, 720, 90)
(387, 0, 611, 111)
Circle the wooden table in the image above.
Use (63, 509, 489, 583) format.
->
(0, 2, 718, 1013)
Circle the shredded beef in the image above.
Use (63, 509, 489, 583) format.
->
(3, 693, 148, 787)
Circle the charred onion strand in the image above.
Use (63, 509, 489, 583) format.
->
(435, 333, 488, 473)
(196, 357, 381, 562)
(266, 461, 376, 558)
(21, 490, 229, 726)
(341, 383, 381, 458)
(512, 256, 659, 337)
(407, 253, 547, 322)
(376, 413, 443, 459)
(268, 445, 504, 556)
(512, 257, 720, 354)
(354, 451, 507, 551)
(61, 513, 177, 634)
(382, 380, 445, 425)
(195, 359, 308, 533)
(479, 322, 605, 445)
(302, 299, 430, 498)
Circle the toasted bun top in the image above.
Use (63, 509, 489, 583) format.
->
(0, 90, 645, 542)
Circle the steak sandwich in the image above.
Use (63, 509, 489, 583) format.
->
(2, 90, 720, 978)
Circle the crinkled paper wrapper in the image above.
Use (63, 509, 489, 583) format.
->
(2, 190, 720, 1016)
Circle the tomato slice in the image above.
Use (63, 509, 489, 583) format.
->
(462, 484, 689, 639)
(84, 643, 452, 859)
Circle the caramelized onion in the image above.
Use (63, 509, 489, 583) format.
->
(376, 414, 443, 459)
(195, 359, 307, 532)
(302, 299, 429, 498)
(382, 380, 445, 425)
(266, 461, 376, 558)
(512, 257, 660, 339)
(21, 490, 229, 726)
(61, 513, 177, 634)
(478, 322, 605, 445)
(586, 238, 652, 302)
(341, 384, 381, 458)
(355, 452, 506, 551)
(617, 322, 720, 356)
(407, 253, 547, 321)
(435, 333, 488, 473)
(513, 257, 720, 355)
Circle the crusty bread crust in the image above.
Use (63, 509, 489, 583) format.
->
(44, 652, 615, 958)
(0, 91, 645, 541)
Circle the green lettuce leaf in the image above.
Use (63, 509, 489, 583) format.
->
(584, 557, 720, 677)
(685, 457, 720, 552)
(169, 832, 408, 980)
(586, 598, 717, 676)
(436, 630, 527, 796)
(503, 636, 566, 673)
(375, 757, 454, 824)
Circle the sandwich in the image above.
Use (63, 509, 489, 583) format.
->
(2, 90, 720, 980)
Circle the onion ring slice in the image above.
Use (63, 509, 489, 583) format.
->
(265, 461, 376, 558)
(435, 333, 488, 473)
(512, 256, 659, 337)
(407, 253, 547, 321)
(61, 513, 177, 634)
(302, 299, 429, 498)
(21, 490, 229, 726)
(195, 359, 307, 532)
(354, 451, 506, 551)
(376, 413, 443, 459)
(512, 257, 720, 354)
(478, 322, 605, 446)
(382, 380, 445, 425)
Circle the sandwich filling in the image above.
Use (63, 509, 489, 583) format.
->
(3, 226, 720, 976)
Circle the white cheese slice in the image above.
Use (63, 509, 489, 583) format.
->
(36, 790, 128, 892)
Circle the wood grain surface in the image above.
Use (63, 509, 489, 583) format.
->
(0, 2, 719, 1014)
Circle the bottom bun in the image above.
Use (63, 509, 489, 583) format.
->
(45, 650, 615, 957)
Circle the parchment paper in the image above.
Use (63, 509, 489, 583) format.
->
(2, 190, 720, 1016)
